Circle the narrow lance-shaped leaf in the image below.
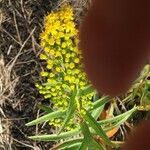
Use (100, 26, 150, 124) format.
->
(92, 105, 105, 120)
(79, 122, 90, 150)
(58, 90, 77, 134)
(104, 115, 130, 132)
(77, 85, 96, 97)
(37, 104, 53, 113)
(51, 138, 83, 150)
(26, 110, 66, 126)
(80, 121, 104, 150)
(29, 129, 80, 141)
(98, 107, 137, 126)
(89, 96, 110, 111)
(83, 110, 114, 148)
(61, 143, 81, 150)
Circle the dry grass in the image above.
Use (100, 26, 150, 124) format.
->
(0, 53, 19, 149)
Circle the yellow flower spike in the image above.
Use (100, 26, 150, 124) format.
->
(69, 62, 75, 69)
(40, 71, 49, 77)
(38, 5, 95, 130)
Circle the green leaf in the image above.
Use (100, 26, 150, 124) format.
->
(141, 81, 150, 105)
(52, 138, 83, 150)
(26, 110, 66, 126)
(78, 85, 96, 97)
(90, 140, 104, 150)
(90, 96, 110, 120)
(98, 107, 137, 126)
(58, 90, 77, 134)
(80, 122, 103, 150)
(79, 141, 87, 150)
(29, 129, 80, 141)
(37, 104, 53, 113)
(91, 105, 105, 120)
(79, 122, 91, 150)
(60, 143, 81, 150)
(89, 96, 110, 111)
(104, 115, 130, 132)
(83, 110, 113, 147)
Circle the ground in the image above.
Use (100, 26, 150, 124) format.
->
(0, 0, 149, 150)
(0, 0, 90, 149)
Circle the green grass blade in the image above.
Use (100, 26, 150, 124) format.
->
(29, 129, 80, 141)
(26, 110, 66, 126)
(52, 138, 83, 150)
(83, 110, 113, 147)
(58, 90, 77, 134)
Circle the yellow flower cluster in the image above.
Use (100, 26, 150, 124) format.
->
(36, 5, 94, 130)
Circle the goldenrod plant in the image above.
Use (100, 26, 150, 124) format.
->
(35, 5, 94, 130)
(26, 5, 149, 149)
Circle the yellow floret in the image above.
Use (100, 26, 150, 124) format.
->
(69, 63, 75, 69)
